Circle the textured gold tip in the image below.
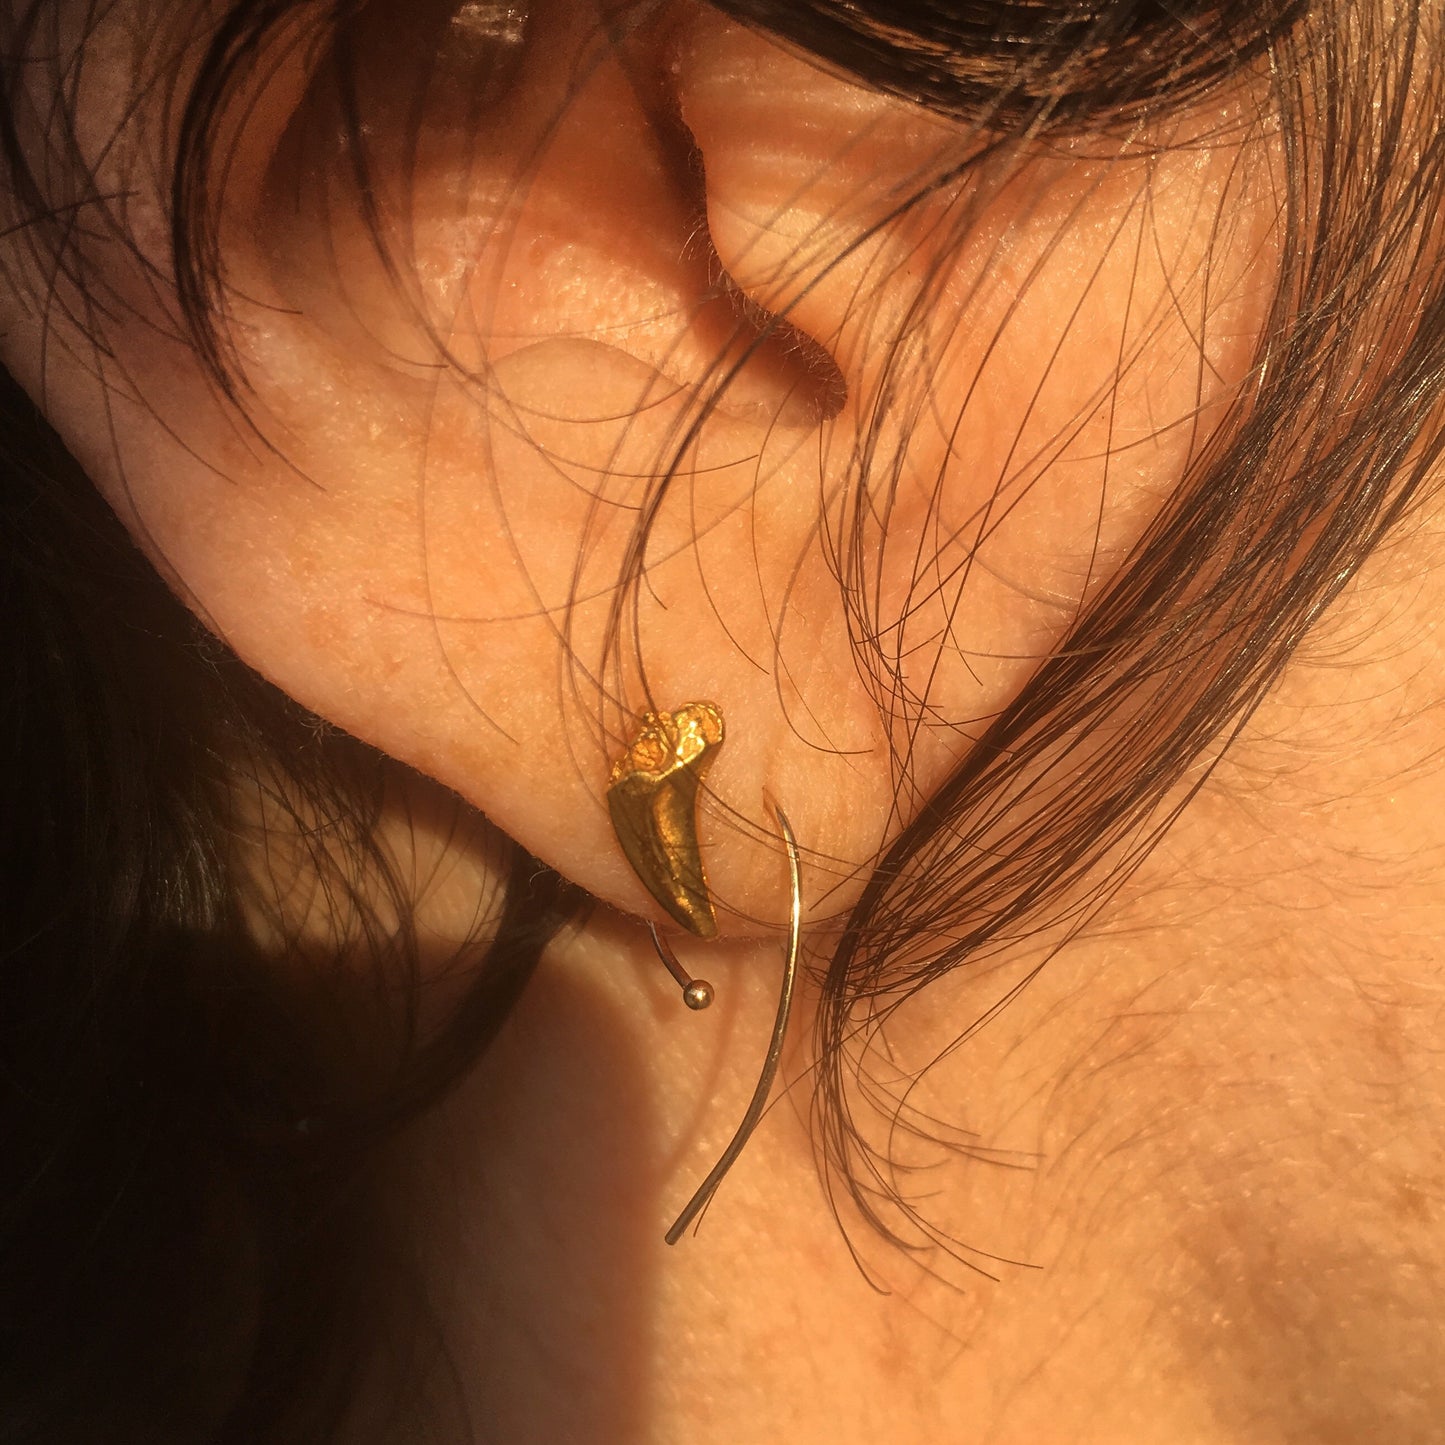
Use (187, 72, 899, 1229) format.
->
(606, 702, 725, 937)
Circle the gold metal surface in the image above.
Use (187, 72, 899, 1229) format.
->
(607, 702, 725, 937)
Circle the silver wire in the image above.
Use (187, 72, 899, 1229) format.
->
(665, 804, 801, 1245)
(649, 924, 714, 1009)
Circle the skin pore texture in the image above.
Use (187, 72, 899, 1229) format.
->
(4, 1, 1445, 1441)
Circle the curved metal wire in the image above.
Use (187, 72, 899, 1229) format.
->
(666, 804, 801, 1244)
(648, 924, 714, 1010)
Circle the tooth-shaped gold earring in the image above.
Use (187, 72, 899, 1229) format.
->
(607, 701, 725, 938)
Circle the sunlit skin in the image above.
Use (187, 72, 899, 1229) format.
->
(4, 1, 1445, 1440)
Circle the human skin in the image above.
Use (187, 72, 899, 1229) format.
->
(4, 1, 1444, 1440)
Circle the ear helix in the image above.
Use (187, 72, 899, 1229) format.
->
(607, 702, 802, 1242)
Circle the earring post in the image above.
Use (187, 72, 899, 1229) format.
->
(649, 924, 714, 1011)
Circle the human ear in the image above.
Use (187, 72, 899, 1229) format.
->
(0, 0, 1280, 934)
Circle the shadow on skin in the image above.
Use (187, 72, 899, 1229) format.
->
(389, 945, 662, 1444)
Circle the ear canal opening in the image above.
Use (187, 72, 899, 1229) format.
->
(720, 270, 850, 422)
(660, 109, 848, 425)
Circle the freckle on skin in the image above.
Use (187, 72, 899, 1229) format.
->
(1391, 1178, 1432, 1225)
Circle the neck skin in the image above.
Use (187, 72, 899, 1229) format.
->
(331, 494, 1445, 1445)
